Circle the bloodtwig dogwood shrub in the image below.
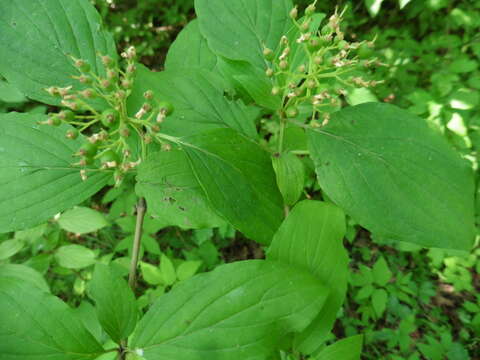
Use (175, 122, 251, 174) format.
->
(0, 0, 474, 359)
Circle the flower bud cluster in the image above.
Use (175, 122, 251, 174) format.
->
(42, 47, 174, 186)
(264, 3, 382, 126)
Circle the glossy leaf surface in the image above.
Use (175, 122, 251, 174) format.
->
(0, 113, 110, 233)
(0, 276, 104, 359)
(131, 260, 329, 360)
(308, 103, 475, 250)
(0, 0, 116, 106)
(268, 200, 348, 353)
(89, 264, 138, 343)
(196, 0, 293, 69)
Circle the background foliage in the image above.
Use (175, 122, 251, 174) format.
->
(0, 0, 478, 359)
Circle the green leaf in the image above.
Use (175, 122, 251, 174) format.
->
(130, 260, 329, 359)
(58, 206, 108, 234)
(372, 256, 392, 287)
(0, 264, 49, 292)
(160, 254, 176, 286)
(0, 238, 24, 260)
(267, 201, 348, 354)
(449, 88, 479, 110)
(136, 149, 225, 230)
(165, 20, 218, 72)
(139, 128, 283, 245)
(0, 277, 104, 359)
(371, 288, 388, 318)
(55, 244, 96, 269)
(272, 152, 305, 206)
(140, 261, 163, 285)
(217, 58, 282, 110)
(89, 264, 137, 343)
(449, 58, 478, 74)
(128, 66, 258, 139)
(0, 79, 26, 103)
(196, 0, 293, 70)
(398, 0, 412, 9)
(176, 260, 202, 282)
(315, 335, 363, 360)
(73, 301, 103, 344)
(346, 88, 378, 106)
(0, 112, 111, 233)
(0, 0, 116, 106)
(364, 0, 385, 17)
(308, 103, 475, 250)
(179, 128, 284, 244)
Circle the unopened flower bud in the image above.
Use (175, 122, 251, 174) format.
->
(79, 75, 92, 84)
(271, 86, 281, 96)
(289, 7, 298, 19)
(266, 68, 274, 77)
(135, 108, 147, 119)
(142, 103, 152, 112)
(101, 79, 113, 90)
(45, 87, 59, 97)
(61, 100, 79, 111)
(74, 59, 91, 73)
(120, 126, 130, 138)
(314, 56, 323, 65)
(306, 79, 317, 89)
(121, 79, 132, 89)
(58, 110, 75, 121)
(279, 60, 288, 70)
(305, 4, 316, 15)
(47, 115, 61, 126)
(156, 113, 165, 123)
(126, 46, 136, 59)
(144, 90, 154, 100)
(158, 101, 174, 116)
(107, 69, 118, 80)
(115, 90, 126, 100)
(300, 20, 310, 33)
(80, 89, 96, 99)
(101, 55, 113, 67)
(126, 64, 136, 74)
(58, 86, 72, 97)
(263, 48, 274, 61)
(66, 128, 79, 140)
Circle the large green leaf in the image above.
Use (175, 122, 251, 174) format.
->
(164, 16, 281, 110)
(0, 277, 105, 359)
(195, 0, 293, 70)
(308, 103, 475, 250)
(139, 128, 283, 244)
(0, 112, 111, 233)
(267, 201, 348, 354)
(180, 128, 283, 244)
(130, 260, 329, 360)
(136, 149, 225, 229)
(89, 264, 138, 344)
(217, 58, 282, 110)
(316, 335, 363, 360)
(0, 79, 26, 104)
(128, 66, 259, 139)
(0, 264, 49, 292)
(165, 20, 218, 73)
(0, 0, 116, 106)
